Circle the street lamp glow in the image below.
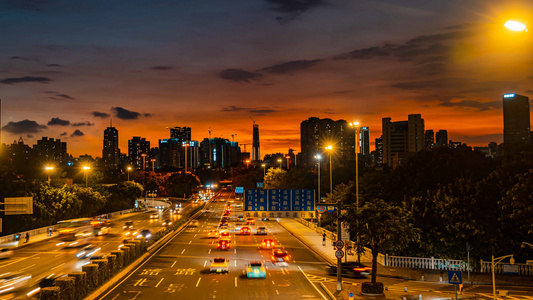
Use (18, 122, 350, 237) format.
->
(315, 154, 322, 160)
(349, 122, 359, 127)
(45, 166, 54, 183)
(83, 166, 91, 187)
(505, 20, 527, 32)
(325, 145, 332, 150)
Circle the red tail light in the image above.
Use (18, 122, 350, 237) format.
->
(354, 267, 370, 272)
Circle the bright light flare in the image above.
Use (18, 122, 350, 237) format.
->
(505, 20, 527, 32)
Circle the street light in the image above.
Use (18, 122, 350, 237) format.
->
(141, 153, 147, 171)
(505, 20, 527, 32)
(261, 163, 266, 178)
(522, 242, 533, 250)
(83, 166, 91, 187)
(277, 158, 282, 169)
(325, 145, 341, 291)
(45, 166, 54, 184)
(492, 253, 514, 300)
(245, 160, 250, 169)
(315, 154, 322, 227)
(127, 166, 132, 181)
(150, 158, 156, 172)
(350, 121, 361, 262)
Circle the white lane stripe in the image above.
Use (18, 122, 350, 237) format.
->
(235, 277, 238, 287)
(51, 263, 65, 270)
(20, 264, 35, 271)
(203, 260, 207, 267)
(297, 266, 328, 300)
(181, 249, 186, 254)
(189, 240, 192, 244)
(171, 261, 176, 268)
(208, 249, 211, 254)
(155, 278, 164, 287)
(196, 278, 201, 287)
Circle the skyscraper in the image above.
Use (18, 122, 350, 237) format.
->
(128, 137, 150, 169)
(300, 117, 355, 169)
(103, 126, 120, 169)
(360, 127, 370, 155)
(33, 137, 67, 165)
(435, 130, 448, 147)
(382, 114, 424, 167)
(503, 93, 530, 145)
(170, 127, 191, 142)
(424, 130, 434, 149)
(252, 123, 260, 162)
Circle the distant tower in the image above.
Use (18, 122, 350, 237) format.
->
(360, 127, 370, 155)
(252, 121, 260, 162)
(103, 125, 120, 169)
(435, 130, 448, 147)
(503, 93, 531, 144)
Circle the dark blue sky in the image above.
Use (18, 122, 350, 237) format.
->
(1, 0, 532, 156)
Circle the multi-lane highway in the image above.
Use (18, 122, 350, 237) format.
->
(0, 199, 199, 299)
(97, 190, 329, 300)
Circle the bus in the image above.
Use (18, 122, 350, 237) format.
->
(56, 218, 93, 247)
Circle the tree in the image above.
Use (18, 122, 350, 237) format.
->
(263, 168, 287, 189)
(346, 198, 419, 283)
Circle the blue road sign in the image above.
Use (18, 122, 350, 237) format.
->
(257, 182, 264, 188)
(317, 206, 326, 213)
(327, 206, 336, 213)
(235, 187, 244, 193)
(244, 189, 315, 217)
(448, 270, 462, 284)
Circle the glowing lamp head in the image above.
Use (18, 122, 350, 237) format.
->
(349, 122, 360, 127)
(505, 20, 527, 32)
(83, 166, 91, 171)
(325, 145, 333, 150)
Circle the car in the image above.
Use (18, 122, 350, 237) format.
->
(217, 240, 231, 250)
(208, 229, 219, 238)
(256, 227, 267, 235)
(123, 221, 134, 229)
(236, 215, 244, 222)
(75, 244, 101, 259)
(270, 249, 290, 265)
(162, 219, 172, 226)
(325, 262, 371, 278)
(0, 272, 32, 295)
(223, 211, 230, 217)
(261, 217, 270, 221)
(0, 248, 13, 259)
(140, 229, 152, 239)
(150, 213, 159, 219)
(95, 226, 110, 236)
(260, 239, 275, 250)
(189, 220, 200, 227)
(204, 208, 211, 213)
(89, 253, 108, 261)
(222, 215, 230, 221)
(209, 257, 229, 273)
(234, 223, 244, 232)
(240, 227, 251, 235)
(246, 261, 266, 278)
(219, 231, 231, 240)
(246, 218, 255, 225)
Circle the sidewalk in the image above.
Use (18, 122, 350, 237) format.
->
(278, 218, 533, 299)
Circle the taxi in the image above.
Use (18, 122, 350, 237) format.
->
(260, 239, 275, 249)
(270, 249, 290, 266)
(256, 227, 267, 235)
(246, 218, 255, 225)
(210, 257, 229, 273)
(217, 239, 231, 250)
(239, 227, 251, 235)
(189, 220, 199, 227)
(246, 261, 266, 278)
(219, 230, 231, 240)
(208, 229, 219, 238)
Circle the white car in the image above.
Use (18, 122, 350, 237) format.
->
(0, 272, 31, 294)
(0, 248, 13, 259)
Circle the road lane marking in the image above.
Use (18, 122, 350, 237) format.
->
(235, 277, 238, 287)
(131, 291, 141, 300)
(298, 266, 328, 300)
(155, 278, 164, 287)
(181, 249, 186, 254)
(272, 281, 275, 285)
(189, 240, 192, 244)
(234, 249, 236, 254)
(276, 290, 279, 295)
(234, 260, 237, 267)
(196, 278, 201, 287)
(204, 260, 207, 267)
(54, 253, 63, 257)
(134, 278, 147, 287)
(208, 249, 211, 254)
(171, 261, 176, 268)
(20, 264, 35, 271)
(194, 234, 197, 237)
(51, 263, 65, 270)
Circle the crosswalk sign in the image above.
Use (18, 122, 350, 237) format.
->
(448, 270, 462, 284)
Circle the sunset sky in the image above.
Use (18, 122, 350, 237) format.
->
(1, 0, 532, 158)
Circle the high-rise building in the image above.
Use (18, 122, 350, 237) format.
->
(360, 127, 370, 155)
(374, 137, 383, 166)
(170, 127, 191, 142)
(425, 130, 434, 149)
(435, 130, 448, 147)
(503, 93, 530, 145)
(300, 117, 355, 169)
(103, 126, 120, 169)
(128, 137, 150, 169)
(33, 137, 67, 165)
(199, 138, 240, 169)
(382, 114, 424, 167)
(252, 123, 260, 162)
(159, 138, 181, 169)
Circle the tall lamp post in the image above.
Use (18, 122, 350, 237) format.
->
(325, 145, 341, 291)
(277, 158, 282, 169)
(350, 121, 361, 262)
(127, 166, 132, 181)
(141, 153, 147, 171)
(45, 166, 54, 184)
(150, 158, 156, 172)
(492, 254, 514, 300)
(315, 154, 321, 226)
(83, 166, 91, 187)
(261, 163, 266, 178)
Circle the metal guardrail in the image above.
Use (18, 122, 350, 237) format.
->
(0, 208, 135, 245)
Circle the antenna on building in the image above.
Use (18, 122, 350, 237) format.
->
(110, 119, 113, 127)
(208, 127, 212, 138)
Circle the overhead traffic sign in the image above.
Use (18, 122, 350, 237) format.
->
(244, 189, 315, 218)
(335, 250, 344, 259)
(448, 270, 462, 284)
(335, 240, 344, 249)
(235, 187, 244, 193)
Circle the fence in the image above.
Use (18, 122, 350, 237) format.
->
(385, 255, 468, 271)
(480, 260, 533, 276)
(0, 208, 135, 245)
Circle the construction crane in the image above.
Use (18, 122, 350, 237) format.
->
(223, 133, 238, 142)
(208, 127, 212, 138)
(241, 143, 248, 152)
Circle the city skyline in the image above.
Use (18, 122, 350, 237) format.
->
(1, 1, 532, 157)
